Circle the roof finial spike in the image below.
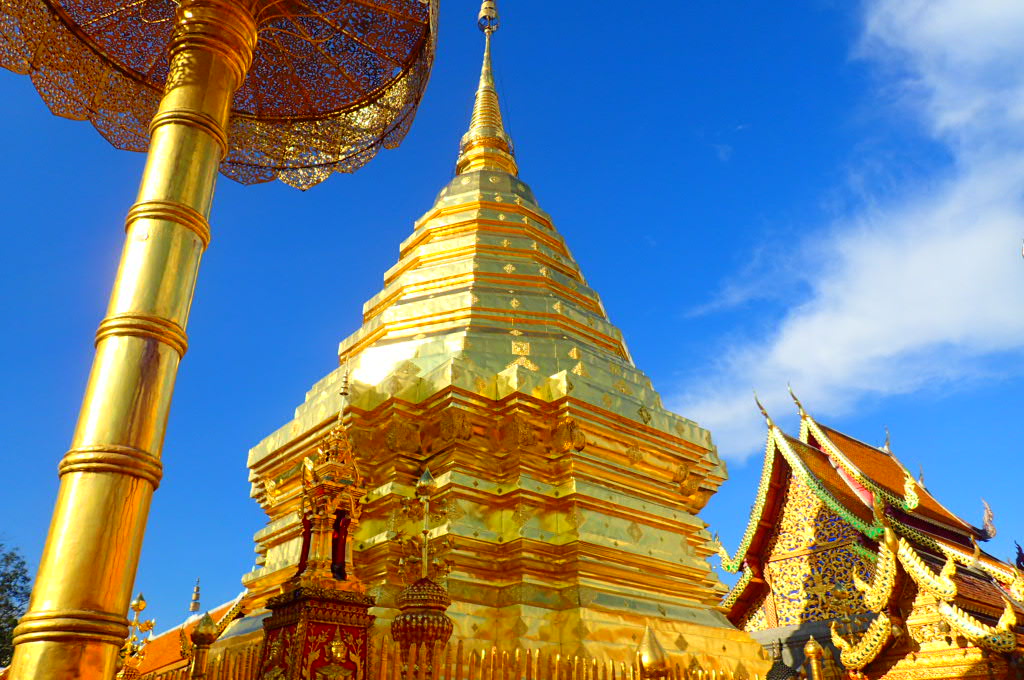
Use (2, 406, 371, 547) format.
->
(457, 0, 518, 176)
(982, 499, 997, 540)
(189, 577, 201, 613)
(754, 391, 772, 426)
(787, 383, 806, 417)
(883, 426, 891, 453)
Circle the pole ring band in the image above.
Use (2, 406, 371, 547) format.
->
(171, 0, 257, 85)
(59, 445, 163, 489)
(13, 609, 128, 647)
(126, 199, 211, 249)
(149, 108, 229, 159)
(95, 313, 189, 358)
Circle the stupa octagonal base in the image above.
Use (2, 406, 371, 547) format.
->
(247, 385, 770, 677)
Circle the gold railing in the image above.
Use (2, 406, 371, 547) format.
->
(143, 637, 764, 680)
(372, 639, 761, 680)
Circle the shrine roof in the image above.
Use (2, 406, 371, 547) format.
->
(720, 404, 1021, 639)
(137, 600, 237, 676)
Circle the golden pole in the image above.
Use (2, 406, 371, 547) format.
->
(8, 2, 256, 677)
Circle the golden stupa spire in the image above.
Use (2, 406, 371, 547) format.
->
(456, 0, 518, 176)
(189, 577, 201, 613)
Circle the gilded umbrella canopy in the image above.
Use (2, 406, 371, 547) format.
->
(0, 0, 437, 189)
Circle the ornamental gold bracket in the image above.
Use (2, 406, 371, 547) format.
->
(891, 519, 1017, 585)
(830, 611, 893, 671)
(937, 598, 1017, 652)
(896, 537, 958, 600)
(852, 531, 897, 613)
(1010, 569, 1024, 603)
(902, 473, 919, 511)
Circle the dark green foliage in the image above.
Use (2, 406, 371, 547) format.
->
(0, 543, 31, 667)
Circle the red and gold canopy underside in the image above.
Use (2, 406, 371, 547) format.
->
(0, 0, 437, 189)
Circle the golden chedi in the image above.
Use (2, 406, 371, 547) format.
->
(241, 2, 769, 674)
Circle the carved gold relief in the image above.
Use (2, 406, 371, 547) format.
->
(438, 409, 473, 444)
(552, 418, 586, 453)
(385, 418, 420, 453)
(673, 466, 701, 500)
(496, 414, 535, 451)
(760, 478, 872, 627)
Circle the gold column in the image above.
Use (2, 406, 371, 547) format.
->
(8, 2, 256, 678)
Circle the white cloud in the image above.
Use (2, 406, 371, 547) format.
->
(675, 0, 1024, 459)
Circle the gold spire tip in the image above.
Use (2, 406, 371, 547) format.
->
(478, 0, 498, 34)
(457, 0, 517, 175)
(189, 577, 201, 613)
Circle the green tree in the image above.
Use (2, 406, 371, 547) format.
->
(0, 543, 31, 667)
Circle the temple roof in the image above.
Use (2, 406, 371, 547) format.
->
(719, 402, 1021, 636)
(812, 424, 980, 540)
(136, 600, 239, 676)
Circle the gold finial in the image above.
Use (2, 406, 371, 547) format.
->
(117, 592, 155, 678)
(398, 466, 452, 583)
(637, 626, 670, 680)
(457, 0, 518, 176)
(189, 577, 201, 613)
(190, 612, 218, 647)
(883, 426, 891, 452)
(417, 466, 437, 497)
(804, 637, 825, 680)
(787, 383, 806, 416)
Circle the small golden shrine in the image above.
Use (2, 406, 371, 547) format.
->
(134, 3, 772, 679)
(718, 394, 1024, 680)
(254, 405, 376, 680)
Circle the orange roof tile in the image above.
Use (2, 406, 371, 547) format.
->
(785, 434, 875, 528)
(137, 601, 237, 676)
(818, 425, 980, 537)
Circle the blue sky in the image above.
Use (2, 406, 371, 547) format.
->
(2, 1, 1023, 632)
